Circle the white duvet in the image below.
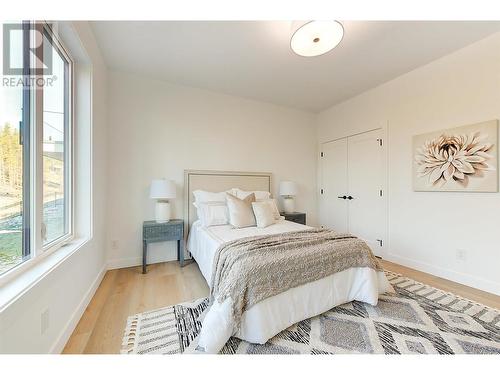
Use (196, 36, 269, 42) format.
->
(187, 219, 393, 354)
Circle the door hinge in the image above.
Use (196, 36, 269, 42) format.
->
(376, 239, 383, 247)
(320, 152, 324, 157)
(320, 188, 324, 195)
(377, 138, 383, 146)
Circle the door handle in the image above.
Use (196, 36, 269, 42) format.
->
(337, 196, 347, 200)
(347, 195, 354, 200)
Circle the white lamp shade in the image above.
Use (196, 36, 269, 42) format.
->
(279, 181, 298, 196)
(150, 179, 176, 199)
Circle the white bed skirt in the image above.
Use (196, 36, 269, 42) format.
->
(197, 267, 392, 353)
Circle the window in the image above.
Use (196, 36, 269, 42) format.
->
(42, 29, 71, 246)
(0, 22, 28, 274)
(0, 21, 73, 276)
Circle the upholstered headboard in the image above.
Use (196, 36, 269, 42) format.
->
(183, 169, 272, 237)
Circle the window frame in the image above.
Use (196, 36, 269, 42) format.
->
(21, 21, 32, 262)
(38, 22, 74, 253)
(0, 21, 74, 282)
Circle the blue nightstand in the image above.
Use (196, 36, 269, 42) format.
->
(142, 219, 184, 273)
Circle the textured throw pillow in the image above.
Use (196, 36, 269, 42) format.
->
(251, 201, 276, 228)
(226, 192, 256, 228)
(234, 188, 271, 201)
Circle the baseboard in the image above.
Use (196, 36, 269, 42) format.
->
(385, 253, 500, 296)
(106, 255, 187, 270)
(107, 256, 143, 270)
(49, 264, 107, 354)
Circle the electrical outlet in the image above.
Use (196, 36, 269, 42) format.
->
(41, 308, 50, 335)
(111, 240, 119, 250)
(456, 249, 467, 262)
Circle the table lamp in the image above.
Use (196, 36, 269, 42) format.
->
(279, 181, 298, 214)
(150, 179, 176, 222)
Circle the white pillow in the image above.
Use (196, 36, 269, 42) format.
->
(226, 193, 256, 228)
(259, 199, 281, 220)
(195, 201, 229, 227)
(251, 201, 276, 228)
(193, 190, 229, 203)
(234, 188, 271, 201)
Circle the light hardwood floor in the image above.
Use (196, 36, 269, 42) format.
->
(63, 259, 500, 354)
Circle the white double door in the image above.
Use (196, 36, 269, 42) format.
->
(319, 129, 386, 257)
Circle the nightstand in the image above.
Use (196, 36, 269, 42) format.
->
(142, 219, 184, 273)
(280, 212, 306, 225)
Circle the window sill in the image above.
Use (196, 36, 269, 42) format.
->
(0, 237, 89, 313)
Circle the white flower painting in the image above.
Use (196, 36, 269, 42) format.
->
(413, 120, 498, 192)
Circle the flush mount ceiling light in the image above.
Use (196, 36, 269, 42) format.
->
(290, 21, 344, 57)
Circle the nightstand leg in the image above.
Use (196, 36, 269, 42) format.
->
(179, 239, 185, 267)
(142, 240, 147, 274)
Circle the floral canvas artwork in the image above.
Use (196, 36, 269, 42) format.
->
(413, 120, 498, 192)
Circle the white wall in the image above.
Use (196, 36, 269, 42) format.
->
(4, 23, 498, 355)
(106, 71, 317, 267)
(318, 32, 500, 295)
(0, 22, 108, 353)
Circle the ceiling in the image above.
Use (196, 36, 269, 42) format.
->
(90, 21, 500, 112)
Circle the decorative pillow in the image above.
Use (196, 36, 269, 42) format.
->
(195, 201, 229, 227)
(251, 201, 276, 228)
(259, 198, 281, 220)
(226, 192, 256, 228)
(234, 188, 271, 201)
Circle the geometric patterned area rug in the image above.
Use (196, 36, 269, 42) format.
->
(121, 271, 500, 354)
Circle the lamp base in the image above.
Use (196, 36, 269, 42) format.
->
(283, 197, 295, 214)
(155, 201, 171, 223)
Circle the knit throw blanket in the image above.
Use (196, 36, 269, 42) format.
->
(210, 228, 383, 331)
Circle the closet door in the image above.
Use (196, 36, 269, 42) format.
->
(347, 129, 385, 256)
(320, 138, 349, 232)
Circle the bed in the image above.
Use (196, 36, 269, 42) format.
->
(184, 170, 393, 353)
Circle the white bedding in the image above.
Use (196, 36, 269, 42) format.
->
(187, 219, 393, 353)
(188, 219, 309, 286)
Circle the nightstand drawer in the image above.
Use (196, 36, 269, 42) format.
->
(287, 216, 304, 224)
(280, 212, 306, 225)
(143, 224, 182, 239)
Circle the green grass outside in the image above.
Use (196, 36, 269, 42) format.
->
(0, 231, 22, 273)
(0, 198, 65, 273)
